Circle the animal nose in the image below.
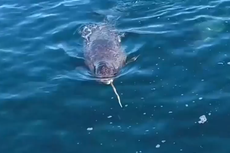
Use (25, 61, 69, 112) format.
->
(100, 78, 113, 84)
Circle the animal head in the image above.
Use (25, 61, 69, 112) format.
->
(94, 61, 119, 84)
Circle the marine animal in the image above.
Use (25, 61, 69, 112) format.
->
(81, 23, 139, 107)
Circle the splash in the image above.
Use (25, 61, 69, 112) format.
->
(80, 23, 123, 45)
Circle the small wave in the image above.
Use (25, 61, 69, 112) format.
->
(1, 0, 230, 152)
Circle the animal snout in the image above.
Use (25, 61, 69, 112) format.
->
(100, 78, 113, 84)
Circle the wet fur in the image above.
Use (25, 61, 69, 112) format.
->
(82, 24, 127, 80)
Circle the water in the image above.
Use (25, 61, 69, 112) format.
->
(0, 0, 230, 152)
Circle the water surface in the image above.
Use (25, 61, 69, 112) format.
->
(1, 0, 230, 153)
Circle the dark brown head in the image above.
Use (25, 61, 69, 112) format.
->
(94, 61, 119, 84)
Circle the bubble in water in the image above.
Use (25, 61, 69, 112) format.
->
(87, 127, 93, 131)
(156, 144, 160, 148)
(198, 115, 207, 124)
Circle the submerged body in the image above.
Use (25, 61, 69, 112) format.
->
(82, 24, 127, 84)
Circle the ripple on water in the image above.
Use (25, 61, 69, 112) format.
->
(1, 0, 230, 152)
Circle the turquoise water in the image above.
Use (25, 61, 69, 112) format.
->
(1, 0, 230, 152)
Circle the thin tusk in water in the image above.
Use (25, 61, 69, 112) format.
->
(110, 82, 122, 108)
